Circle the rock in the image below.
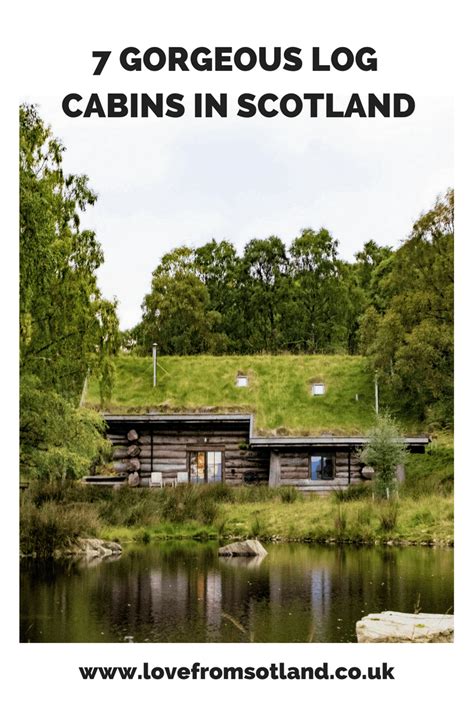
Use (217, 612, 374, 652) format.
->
(128, 472, 140, 487)
(60, 538, 122, 559)
(127, 429, 139, 442)
(218, 539, 268, 557)
(356, 611, 454, 643)
(127, 444, 141, 457)
(127, 458, 141, 472)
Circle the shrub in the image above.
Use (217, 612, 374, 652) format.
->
(359, 414, 407, 499)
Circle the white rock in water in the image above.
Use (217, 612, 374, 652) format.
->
(62, 538, 123, 559)
(356, 611, 454, 643)
(218, 539, 268, 557)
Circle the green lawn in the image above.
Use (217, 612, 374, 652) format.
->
(86, 354, 418, 435)
(98, 494, 453, 547)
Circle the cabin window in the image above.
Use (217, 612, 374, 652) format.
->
(310, 455, 334, 480)
(189, 451, 223, 483)
(236, 375, 248, 387)
(312, 383, 325, 396)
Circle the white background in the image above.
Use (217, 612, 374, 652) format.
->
(2, 1, 472, 707)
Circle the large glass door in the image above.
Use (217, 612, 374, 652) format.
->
(189, 451, 223, 483)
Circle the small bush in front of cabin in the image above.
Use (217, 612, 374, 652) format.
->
(359, 414, 408, 499)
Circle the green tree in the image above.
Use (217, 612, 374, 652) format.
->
(20, 375, 110, 481)
(364, 189, 454, 424)
(288, 228, 349, 352)
(359, 414, 408, 499)
(194, 239, 245, 351)
(20, 104, 118, 400)
(240, 236, 289, 351)
(140, 247, 227, 354)
(20, 104, 119, 478)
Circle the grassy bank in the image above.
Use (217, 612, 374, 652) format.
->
(20, 477, 454, 557)
(86, 354, 387, 434)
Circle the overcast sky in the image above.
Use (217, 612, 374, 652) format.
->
(31, 93, 452, 330)
(15, 0, 455, 330)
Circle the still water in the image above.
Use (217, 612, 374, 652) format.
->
(20, 542, 453, 643)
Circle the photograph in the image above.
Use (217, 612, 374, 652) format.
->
(6, 0, 471, 705)
(19, 100, 454, 647)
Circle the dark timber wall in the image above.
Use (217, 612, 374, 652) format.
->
(101, 416, 426, 490)
(107, 420, 270, 486)
(277, 449, 363, 485)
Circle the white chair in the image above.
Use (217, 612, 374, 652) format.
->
(150, 471, 163, 488)
(176, 471, 188, 485)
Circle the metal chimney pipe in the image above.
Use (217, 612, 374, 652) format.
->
(153, 343, 157, 387)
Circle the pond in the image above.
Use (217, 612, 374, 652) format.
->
(20, 542, 454, 643)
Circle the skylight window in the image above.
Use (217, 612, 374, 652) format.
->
(236, 375, 248, 387)
(312, 383, 325, 396)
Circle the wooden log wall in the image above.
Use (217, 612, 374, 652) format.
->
(106, 423, 270, 487)
(279, 449, 363, 483)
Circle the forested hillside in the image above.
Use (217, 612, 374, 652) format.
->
(127, 190, 454, 426)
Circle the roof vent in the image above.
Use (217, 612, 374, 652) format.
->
(236, 375, 248, 388)
(311, 383, 325, 396)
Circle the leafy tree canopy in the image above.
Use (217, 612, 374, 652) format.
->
(20, 104, 119, 479)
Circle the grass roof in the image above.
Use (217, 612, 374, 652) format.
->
(86, 354, 389, 435)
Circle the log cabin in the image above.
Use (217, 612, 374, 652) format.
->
(93, 413, 429, 493)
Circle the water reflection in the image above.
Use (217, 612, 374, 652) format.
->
(20, 542, 453, 643)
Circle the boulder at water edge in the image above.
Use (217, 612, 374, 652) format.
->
(356, 611, 454, 643)
(218, 539, 267, 557)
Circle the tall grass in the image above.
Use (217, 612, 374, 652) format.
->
(378, 503, 399, 532)
(279, 486, 302, 503)
(20, 480, 454, 554)
(332, 483, 372, 502)
(20, 500, 100, 557)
